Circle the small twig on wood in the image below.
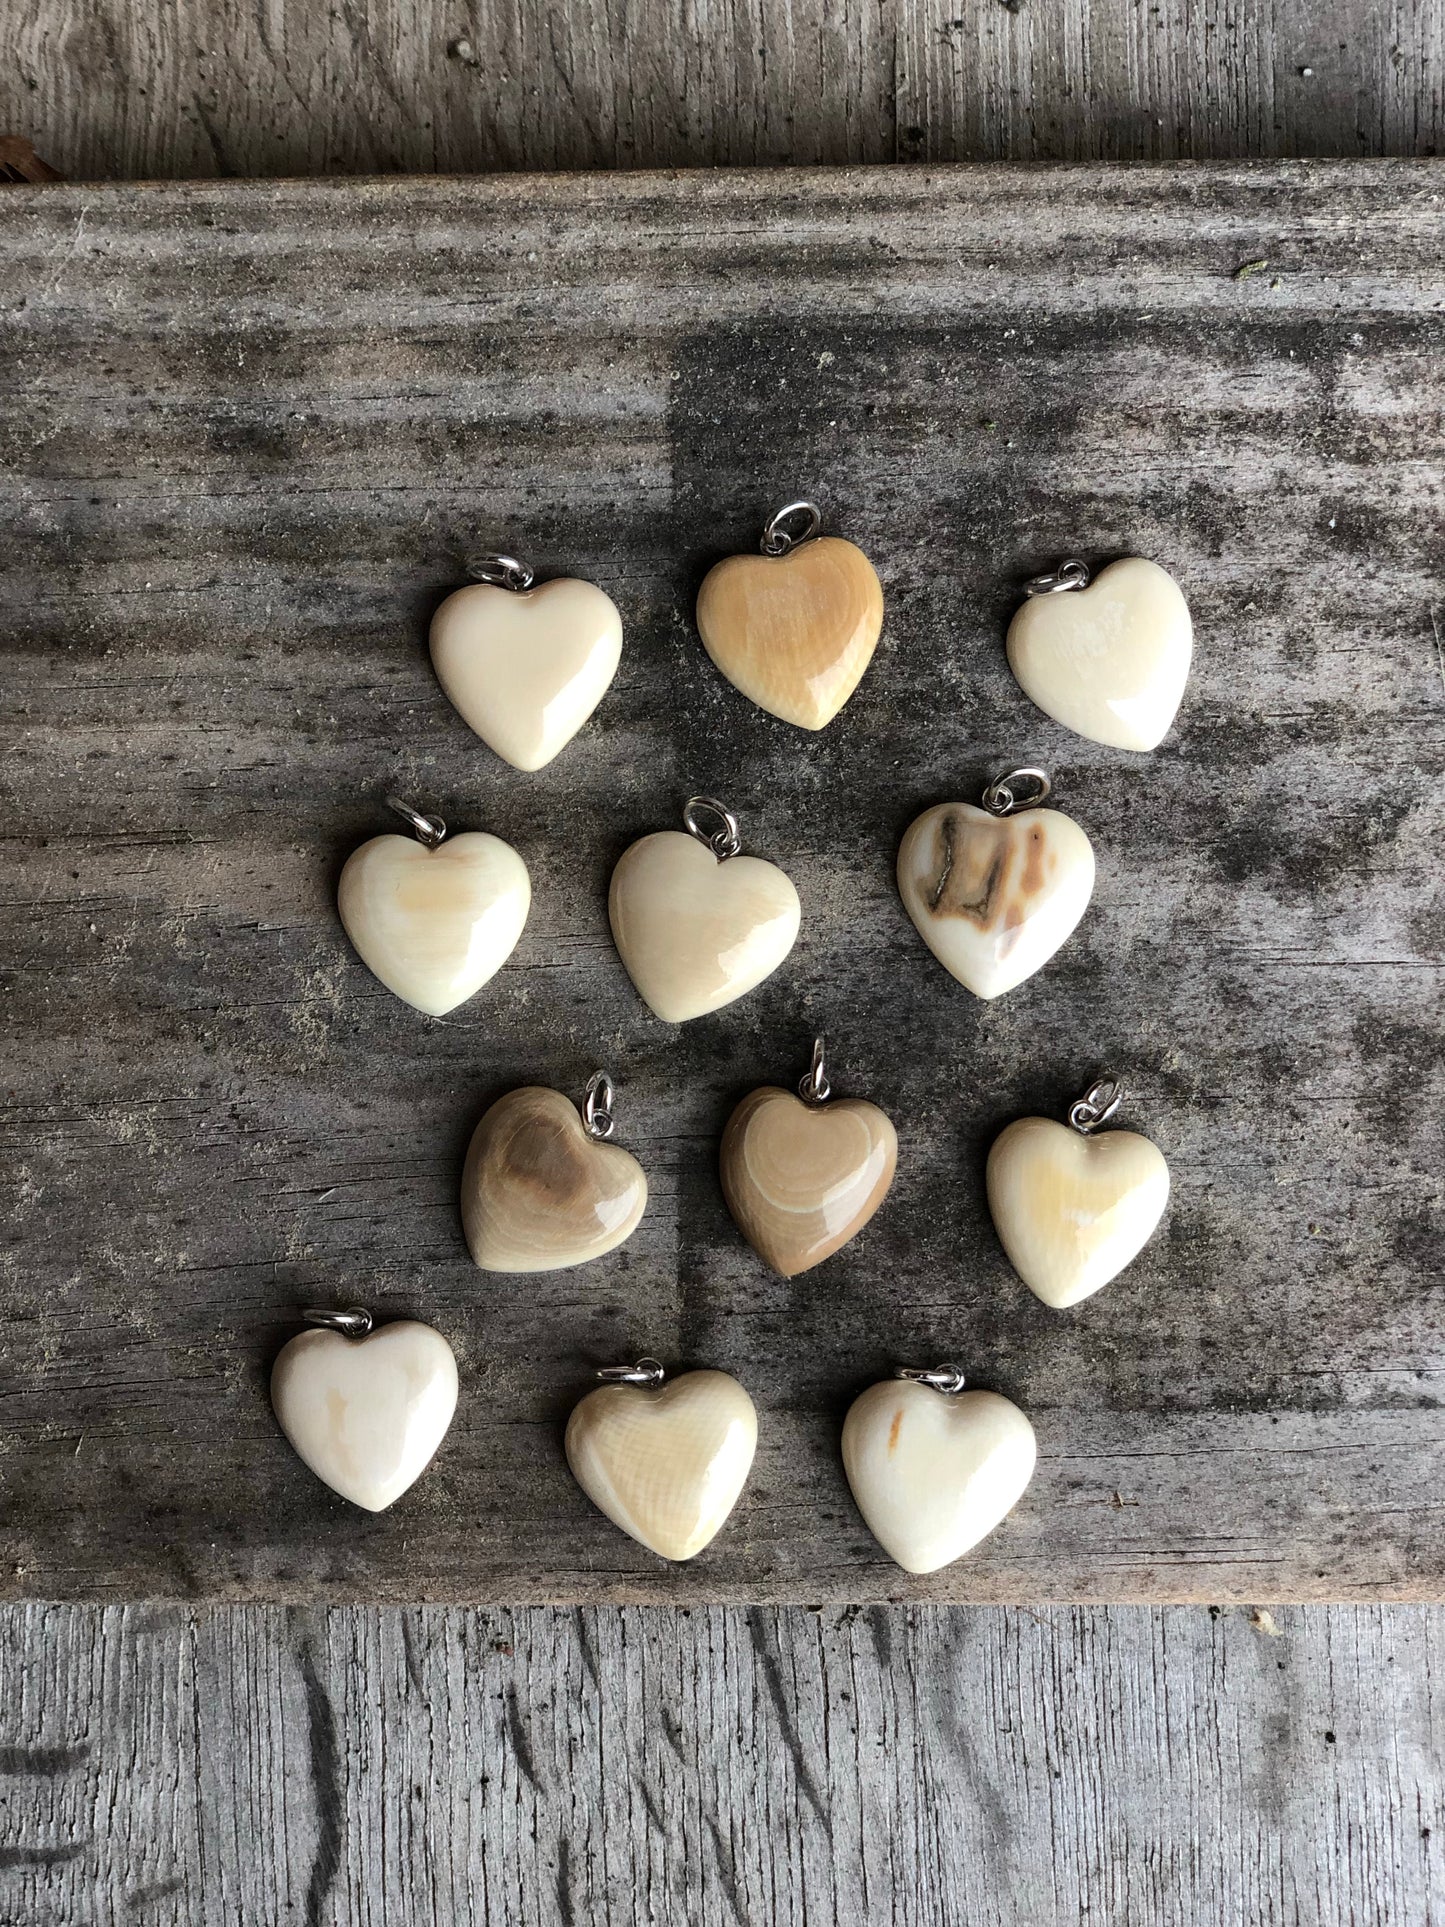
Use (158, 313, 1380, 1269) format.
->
(0, 136, 64, 185)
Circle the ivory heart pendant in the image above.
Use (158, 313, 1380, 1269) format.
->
(462, 1083, 647, 1273)
(566, 1366, 757, 1561)
(1007, 556, 1192, 752)
(897, 777, 1094, 999)
(271, 1316, 458, 1512)
(430, 573, 623, 772)
(721, 1084, 896, 1278)
(696, 508, 883, 729)
(987, 1104, 1170, 1308)
(842, 1375, 1036, 1575)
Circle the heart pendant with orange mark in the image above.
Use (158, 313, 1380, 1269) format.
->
(695, 499, 884, 730)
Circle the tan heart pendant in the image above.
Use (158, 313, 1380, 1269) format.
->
(720, 1038, 897, 1277)
(608, 796, 801, 1023)
(430, 558, 623, 771)
(695, 501, 883, 729)
(566, 1361, 758, 1561)
(897, 768, 1094, 999)
(987, 1078, 1170, 1307)
(337, 797, 530, 1016)
(1007, 555, 1192, 751)
(271, 1308, 458, 1512)
(461, 1074, 647, 1273)
(842, 1366, 1037, 1574)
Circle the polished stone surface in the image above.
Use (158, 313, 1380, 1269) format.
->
(719, 1085, 897, 1277)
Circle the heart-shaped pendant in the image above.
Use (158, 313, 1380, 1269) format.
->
(987, 1076, 1170, 1307)
(695, 500, 883, 729)
(337, 796, 530, 1016)
(565, 1359, 758, 1561)
(609, 796, 801, 1023)
(430, 554, 623, 771)
(897, 767, 1094, 1000)
(720, 1037, 897, 1277)
(842, 1364, 1036, 1574)
(1007, 555, 1193, 751)
(271, 1307, 458, 1512)
(461, 1072, 648, 1272)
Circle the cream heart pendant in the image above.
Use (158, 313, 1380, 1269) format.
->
(1007, 555, 1192, 751)
(842, 1364, 1036, 1574)
(566, 1359, 758, 1561)
(271, 1307, 458, 1512)
(609, 796, 801, 1023)
(987, 1076, 1171, 1308)
(695, 500, 884, 729)
(720, 1037, 897, 1277)
(430, 553, 623, 771)
(337, 796, 530, 1016)
(897, 767, 1094, 999)
(462, 1072, 648, 1273)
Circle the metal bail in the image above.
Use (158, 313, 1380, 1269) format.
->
(302, 1306, 375, 1338)
(596, 1358, 666, 1386)
(583, 1071, 616, 1141)
(981, 767, 1052, 817)
(682, 795, 743, 859)
(760, 499, 823, 556)
(894, 1363, 968, 1395)
(1023, 557, 1090, 597)
(1068, 1077, 1123, 1135)
(466, 553, 535, 592)
(386, 796, 448, 848)
(798, 1036, 832, 1106)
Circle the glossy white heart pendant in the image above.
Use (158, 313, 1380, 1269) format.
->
(609, 796, 801, 1023)
(337, 796, 530, 1016)
(987, 1077, 1171, 1308)
(1007, 555, 1192, 751)
(430, 553, 623, 771)
(271, 1307, 458, 1512)
(462, 1072, 648, 1273)
(566, 1359, 758, 1561)
(897, 767, 1094, 999)
(842, 1365, 1036, 1574)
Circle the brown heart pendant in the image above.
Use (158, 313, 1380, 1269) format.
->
(720, 1038, 897, 1277)
(695, 500, 884, 730)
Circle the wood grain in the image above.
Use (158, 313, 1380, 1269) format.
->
(1, 163, 1442, 1603)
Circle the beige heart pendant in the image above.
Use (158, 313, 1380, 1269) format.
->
(987, 1077, 1170, 1308)
(609, 796, 801, 1023)
(1007, 555, 1192, 751)
(461, 1073, 647, 1273)
(337, 796, 530, 1016)
(842, 1365, 1037, 1574)
(271, 1307, 458, 1512)
(430, 555, 623, 771)
(566, 1360, 758, 1561)
(695, 500, 884, 729)
(897, 767, 1094, 999)
(720, 1037, 897, 1277)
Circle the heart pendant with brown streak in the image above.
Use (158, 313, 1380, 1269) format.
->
(462, 1074, 647, 1273)
(695, 501, 884, 729)
(897, 767, 1094, 1000)
(720, 1038, 897, 1277)
(566, 1360, 758, 1561)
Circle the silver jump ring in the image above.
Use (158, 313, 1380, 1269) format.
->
(682, 795, 742, 860)
(1023, 557, 1090, 597)
(798, 1036, 831, 1106)
(1068, 1077, 1123, 1135)
(466, 553, 535, 591)
(981, 767, 1052, 817)
(303, 1306, 374, 1338)
(583, 1070, 616, 1140)
(386, 796, 448, 848)
(760, 499, 823, 556)
(596, 1358, 665, 1386)
(895, 1364, 967, 1396)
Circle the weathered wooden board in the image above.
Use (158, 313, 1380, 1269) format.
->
(1, 163, 1442, 1603)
